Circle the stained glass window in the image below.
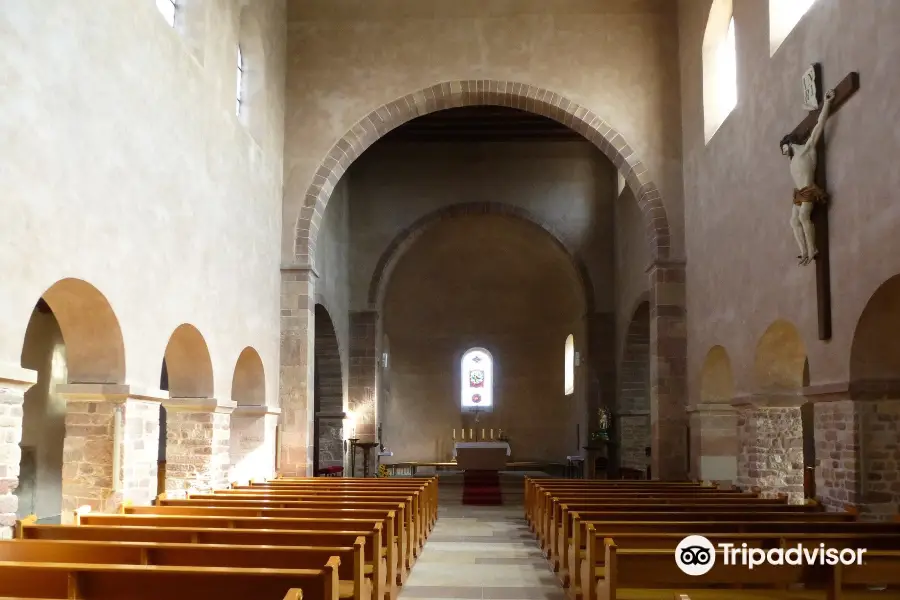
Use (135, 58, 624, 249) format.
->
(461, 348, 493, 411)
(564, 334, 575, 395)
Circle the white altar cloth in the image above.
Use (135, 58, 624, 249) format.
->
(452, 441, 511, 457)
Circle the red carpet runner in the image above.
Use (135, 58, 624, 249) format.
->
(462, 470, 503, 505)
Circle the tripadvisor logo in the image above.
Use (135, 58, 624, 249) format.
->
(675, 535, 867, 576)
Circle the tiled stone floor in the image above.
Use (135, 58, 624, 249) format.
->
(399, 475, 563, 600)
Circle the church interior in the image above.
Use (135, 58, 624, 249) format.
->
(2, 0, 900, 598)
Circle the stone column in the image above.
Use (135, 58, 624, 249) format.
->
(686, 402, 738, 484)
(57, 384, 162, 520)
(647, 261, 687, 480)
(0, 368, 36, 539)
(229, 405, 280, 484)
(810, 390, 861, 512)
(734, 395, 804, 504)
(163, 398, 235, 493)
(280, 265, 316, 476)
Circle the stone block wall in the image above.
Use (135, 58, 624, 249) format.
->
(0, 380, 28, 539)
(860, 399, 900, 520)
(648, 263, 687, 480)
(61, 400, 119, 516)
(618, 304, 650, 472)
(736, 405, 803, 504)
(314, 318, 344, 471)
(121, 399, 160, 507)
(814, 400, 861, 512)
(688, 406, 737, 483)
(165, 410, 231, 493)
(618, 414, 650, 471)
(230, 411, 278, 484)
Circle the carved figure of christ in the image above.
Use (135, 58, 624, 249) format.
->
(783, 88, 835, 266)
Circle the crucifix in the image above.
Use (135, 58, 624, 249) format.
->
(781, 63, 859, 340)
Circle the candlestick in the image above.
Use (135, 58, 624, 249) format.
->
(481, 428, 485, 440)
(469, 428, 473, 440)
(452, 429, 456, 440)
(490, 429, 494, 440)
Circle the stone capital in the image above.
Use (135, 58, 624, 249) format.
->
(686, 402, 736, 414)
(163, 397, 237, 414)
(233, 404, 282, 418)
(645, 258, 686, 274)
(800, 381, 850, 403)
(281, 262, 319, 279)
(57, 383, 132, 403)
(731, 392, 806, 409)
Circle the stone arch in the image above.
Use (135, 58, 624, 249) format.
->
(754, 319, 809, 390)
(293, 80, 671, 265)
(14, 279, 125, 522)
(850, 274, 900, 395)
(367, 202, 596, 313)
(237, 4, 267, 142)
(743, 319, 808, 503)
(700, 345, 734, 403)
(161, 324, 214, 398)
(232, 347, 266, 406)
(847, 274, 900, 517)
(26, 278, 126, 384)
(313, 304, 344, 474)
(617, 300, 651, 475)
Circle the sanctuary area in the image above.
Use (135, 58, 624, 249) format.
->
(2, 1, 900, 599)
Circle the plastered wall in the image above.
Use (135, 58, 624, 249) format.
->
(0, 1, 286, 401)
(678, 0, 900, 394)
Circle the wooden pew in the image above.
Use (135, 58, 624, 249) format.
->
(240, 479, 436, 528)
(574, 531, 900, 600)
(580, 522, 900, 600)
(259, 476, 438, 526)
(552, 502, 822, 577)
(524, 479, 713, 525)
(0, 561, 330, 600)
(550, 497, 800, 559)
(0, 539, 367, 600)
(202, 490, 426, 557)
(18, 522, 388, 600)
(77, 513, 396, 600)
(168, 495, 417, 573)
(537, 491, 766, 547)
(225, 484, 435, 540)
(128, 503, 411, 584)
(530, 486, 747, 534)
(592, 538, 900, 600)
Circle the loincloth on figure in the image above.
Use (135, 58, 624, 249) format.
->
(792, 184, 828, 206)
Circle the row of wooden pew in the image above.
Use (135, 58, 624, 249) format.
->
(0, 475, 438, 600)
(525, 478, 900, 600)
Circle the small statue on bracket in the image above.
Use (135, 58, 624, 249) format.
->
(591, 407, 611, 442)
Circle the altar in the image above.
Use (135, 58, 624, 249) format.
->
(453, 441, 510, 471)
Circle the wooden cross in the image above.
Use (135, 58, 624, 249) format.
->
(788, 63, 859, 340)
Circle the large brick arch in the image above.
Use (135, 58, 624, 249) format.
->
(292, 80, 671, 265)
(366, 201, 596, 313)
